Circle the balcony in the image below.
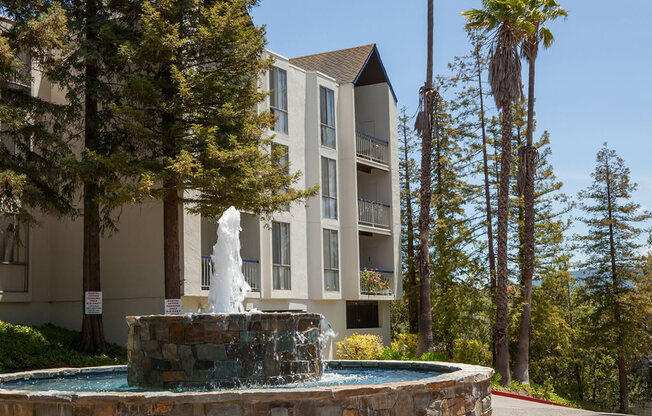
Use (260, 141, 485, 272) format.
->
(358, 198, 390, 229)
(359, 268, 393, 296)
(356, 131, 389, 166)
(201, 256, 260, 292)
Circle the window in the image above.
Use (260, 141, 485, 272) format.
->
(272, 143, 290, 211)
(323, 229, 339, 292)
(346, 301, 379, 329)
(320, 86, 335, 148)
(269, 67, 288, 134)
(321, 157, 337, 219)
(272, 222, 291, 290)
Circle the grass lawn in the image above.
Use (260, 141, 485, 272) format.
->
(0, 320, 126, 372)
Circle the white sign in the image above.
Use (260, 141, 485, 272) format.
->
(165, 299, 183, 315)
(85, 291, 102, 315)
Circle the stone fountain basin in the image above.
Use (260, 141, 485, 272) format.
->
(126, 312, 324, 388)
(0, 361, 493, 416)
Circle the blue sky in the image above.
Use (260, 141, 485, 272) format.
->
(252, 0, 652, 248)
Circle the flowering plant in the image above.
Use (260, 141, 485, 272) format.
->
(360, 268, 391, 294)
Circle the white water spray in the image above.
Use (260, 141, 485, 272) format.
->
(208, 207, 251, 313)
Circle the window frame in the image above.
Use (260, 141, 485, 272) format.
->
(346, 301, 380, 329)
(320, 86, 336, 148)
(269, 67, 288, 134)
(322, 229, 339, 292)
(272, 221, 291, 290)
(321, 157, 337, 219)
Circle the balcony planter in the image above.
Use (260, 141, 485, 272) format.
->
(359, 268, 392, 296)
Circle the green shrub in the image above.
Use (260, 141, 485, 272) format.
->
(418, 351, 450, 362)
(452, 338, 491, 366)
(389, 333, 418, 359)
(0, 321, 127, 371)
(336, 333, 384, 360)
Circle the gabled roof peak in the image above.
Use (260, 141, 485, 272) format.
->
(290, 44, 397, 102)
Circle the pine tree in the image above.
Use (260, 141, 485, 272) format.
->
(1, 5, 74, 227)
(429, 93, 482, 356)
(577, 144, 651, 411)
(111, 0, 316, 304)
(398, 106, 419, 334)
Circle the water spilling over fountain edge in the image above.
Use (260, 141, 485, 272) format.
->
(126, 312, 325, 389)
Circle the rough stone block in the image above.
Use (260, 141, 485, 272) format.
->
(13, 403, 33, 416)
(169, 323, 184, 344)
(204, 405, 242, 416)
(195, 344, 226, 361)
(162, 344, 178, 360)
(185, 323, 205, 343)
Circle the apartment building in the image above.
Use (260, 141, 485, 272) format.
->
(0, 42, 400, 352)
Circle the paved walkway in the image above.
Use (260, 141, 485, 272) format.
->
(492, 395, 627, 416)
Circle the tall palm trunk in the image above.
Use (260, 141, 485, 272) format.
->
(474, 40, 497, 364)
(514, 54, 536, 384)
(416, 0, 435, 356)
(402, 121, 419, 334)
(79, 0, 107, 354)
(495, 103, 512, 386)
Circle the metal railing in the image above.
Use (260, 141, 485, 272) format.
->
(355, 131, 389, 165)
(201, 256, 260, 292)
(359, 268, 393, 296)
(357, 198, 390, 229)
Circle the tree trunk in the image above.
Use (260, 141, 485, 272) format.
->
(495, 103, 512, 386)
(163, 186, 181, 300)
(79, 0, 107, 354)
(514, 55, 537, 385)
(476, 39, 496, 303)
(402, 120, 419, 334)
(161, 61, 181, 303)
(617, 345, 628, 411)
(605, 163, 629, 411)
(416, 0, 434, 356)
(476, 42, 497, 366)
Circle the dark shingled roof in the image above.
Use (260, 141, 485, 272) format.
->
(290, 44, 397, 102)
(289, 44, 376, 84)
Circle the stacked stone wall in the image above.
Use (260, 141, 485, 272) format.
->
(126, 313, 323, 388)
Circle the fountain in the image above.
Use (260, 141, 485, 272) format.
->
(0, 207, 494, 415)
(127, 207, 327, 388)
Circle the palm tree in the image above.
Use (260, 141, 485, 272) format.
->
(514, 0, 567, 385)
(415, 0, 436, 356)
(463, 0, 532, 386)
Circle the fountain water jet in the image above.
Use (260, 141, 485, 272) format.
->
(208, 207, 250, 314)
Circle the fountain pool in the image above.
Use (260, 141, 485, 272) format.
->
(0, 361, 493, 415)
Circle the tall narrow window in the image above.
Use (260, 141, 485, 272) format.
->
(272, 143, 289, 211)
(321, 157, 337, 219)
(323, 229, 339, 292)
(270, 67, 288, 134)
(320, 86, 335, 148)
(272, 222, 291, 290)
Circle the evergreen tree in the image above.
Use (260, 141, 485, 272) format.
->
(1, 4, 74, 229)
(398, 106, 419, 334)
(429, 93, 483, 356)
(111, 0, 315, 304)
(577, 144, 651, 411)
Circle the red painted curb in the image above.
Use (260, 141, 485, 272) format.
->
(491, 390, 572, 408)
